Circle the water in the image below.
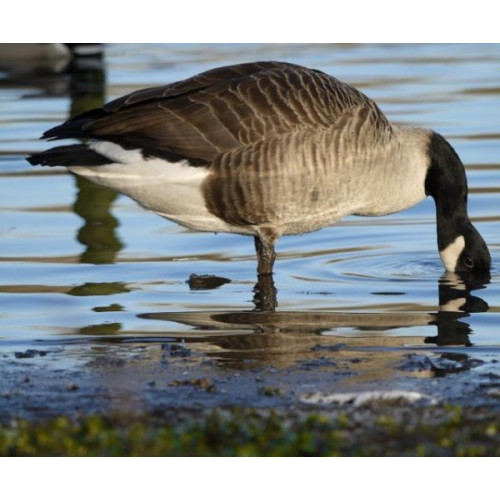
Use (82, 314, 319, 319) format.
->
(1, 43, 500, 370)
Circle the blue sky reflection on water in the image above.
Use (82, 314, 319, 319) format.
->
(0, 43, 499, 361)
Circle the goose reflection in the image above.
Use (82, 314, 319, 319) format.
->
(137, 272, 490, 369)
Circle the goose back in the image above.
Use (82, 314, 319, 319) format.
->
(43, 61, 392, 164)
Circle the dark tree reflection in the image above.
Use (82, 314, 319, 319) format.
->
(66, 46, 123, 265)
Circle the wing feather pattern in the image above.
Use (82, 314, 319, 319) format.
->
(41, 61, 390, 164)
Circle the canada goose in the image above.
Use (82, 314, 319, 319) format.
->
(28, 61, 491, 277)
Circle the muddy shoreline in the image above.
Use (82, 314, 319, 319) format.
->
(1, 340, 498, 410)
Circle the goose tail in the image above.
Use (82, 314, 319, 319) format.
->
(27, 144, 112, 168)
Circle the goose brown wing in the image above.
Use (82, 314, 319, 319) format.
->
(42, 61, 389, 163)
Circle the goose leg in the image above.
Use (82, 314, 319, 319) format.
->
(254, 235, 276, 276)
(253, 233, 278, 311)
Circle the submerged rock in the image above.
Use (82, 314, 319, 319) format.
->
(187, 274, 231, 290)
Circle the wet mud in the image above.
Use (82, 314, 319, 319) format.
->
(2, 330, 499, 423)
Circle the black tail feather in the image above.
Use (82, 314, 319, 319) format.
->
(41, 108, 107, 140)
(41, 119, 91, 141)
(27, 145, 113, 167)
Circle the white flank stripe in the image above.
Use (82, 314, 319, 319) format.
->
(68, 141, 255, 235)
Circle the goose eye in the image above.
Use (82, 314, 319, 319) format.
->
(464, 257, 475, 269)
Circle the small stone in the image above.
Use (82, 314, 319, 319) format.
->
(311, 343, 346, 352)
(162, 343, 191, 357)
(14, 349, 47, 359)
(259, 386, 283, 397)
(487, 388, 500, 399)
(169, 378, 216, 393)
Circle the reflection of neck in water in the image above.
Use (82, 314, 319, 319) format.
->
(425, 272, 490, 347)
(67, 51, 123, 265)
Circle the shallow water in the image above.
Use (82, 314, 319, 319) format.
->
(1, 43, 500, 376)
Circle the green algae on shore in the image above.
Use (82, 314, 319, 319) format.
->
(1, 406, 499, 457)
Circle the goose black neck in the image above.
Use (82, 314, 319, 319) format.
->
(425, 132, 470, 250)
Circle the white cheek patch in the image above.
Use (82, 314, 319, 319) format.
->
(439, 236, 466, 272)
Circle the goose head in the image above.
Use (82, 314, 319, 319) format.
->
(425, 132, 491, 275)
(439, 222, 491, 275)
